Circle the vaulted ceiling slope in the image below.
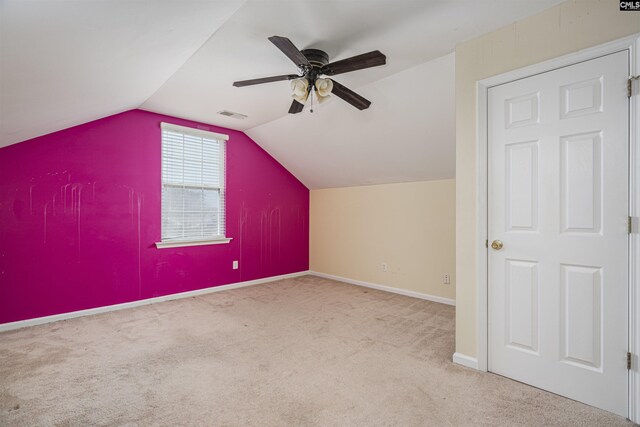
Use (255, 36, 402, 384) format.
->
(0, 0, 564, 189)
(0, 1, 244, 147)
(248, 53, 455, 189)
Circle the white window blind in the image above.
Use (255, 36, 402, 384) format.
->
(161, 123, 228, 243)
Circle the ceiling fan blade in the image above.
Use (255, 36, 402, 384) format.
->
(288, 99, 305, 114)
(233, 74, 299, 87)
(268, 36, 310, 68)
(330, 80, 371, 110)
(321, 50, 386, 76)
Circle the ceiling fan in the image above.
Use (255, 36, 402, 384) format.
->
(233, 36, 386, 114)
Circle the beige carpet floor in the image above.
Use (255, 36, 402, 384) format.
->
(0, 275, 633, 426)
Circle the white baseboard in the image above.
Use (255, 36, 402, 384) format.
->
(0, 270, 310, 332)
(452, 352, 479, 370)
(309, 271, 455, 306)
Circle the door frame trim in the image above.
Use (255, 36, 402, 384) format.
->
(475, 33, 640, 422)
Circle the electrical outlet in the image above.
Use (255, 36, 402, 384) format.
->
(232, 260, 239, 270)
(381, 262, 388, 272)
(443, 274, 450, 285)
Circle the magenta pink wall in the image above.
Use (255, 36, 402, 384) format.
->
(0, 110, 309, 324)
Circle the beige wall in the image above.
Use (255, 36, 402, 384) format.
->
(455, 0, 640, 357)
(310, 180, 456, 301)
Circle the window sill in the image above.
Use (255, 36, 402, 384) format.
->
(155, 238, 232, 249)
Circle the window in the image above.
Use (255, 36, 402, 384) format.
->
(157, 123, 230, 248)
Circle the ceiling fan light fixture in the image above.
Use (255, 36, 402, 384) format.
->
(315, 78, 333, 96)
(314, 78, 333, 104)
(291, 78, 309, 102)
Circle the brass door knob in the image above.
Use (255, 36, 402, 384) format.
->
(491, 240, 503, 250)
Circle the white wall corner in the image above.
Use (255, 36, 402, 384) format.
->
(309, 271, 455, 306)
(452, 352, 479, 370)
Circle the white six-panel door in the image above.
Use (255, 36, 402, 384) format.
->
(488, 51, 629, 416)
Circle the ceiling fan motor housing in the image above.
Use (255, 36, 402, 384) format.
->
(301, 49, 330, 68)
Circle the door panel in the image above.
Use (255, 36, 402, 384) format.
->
(560, 264, 602, 370)
(488, 50, 629, 416)
(505, 259, 539, 353)
(560, 132, 602, 233)
(506, 141, 539, 231)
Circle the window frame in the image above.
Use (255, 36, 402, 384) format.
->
(155, 122, 231, 249)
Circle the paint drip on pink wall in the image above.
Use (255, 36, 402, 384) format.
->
(0, 110, 309, 324)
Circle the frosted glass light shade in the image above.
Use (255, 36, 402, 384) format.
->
(291, 78, 309, 102)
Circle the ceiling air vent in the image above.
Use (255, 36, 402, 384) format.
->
(218, 110, 247, 120)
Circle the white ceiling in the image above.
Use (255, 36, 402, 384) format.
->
(247, 53, 455, 188)
(0, 0, 244, 146)
(1, 0, 564, 188)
